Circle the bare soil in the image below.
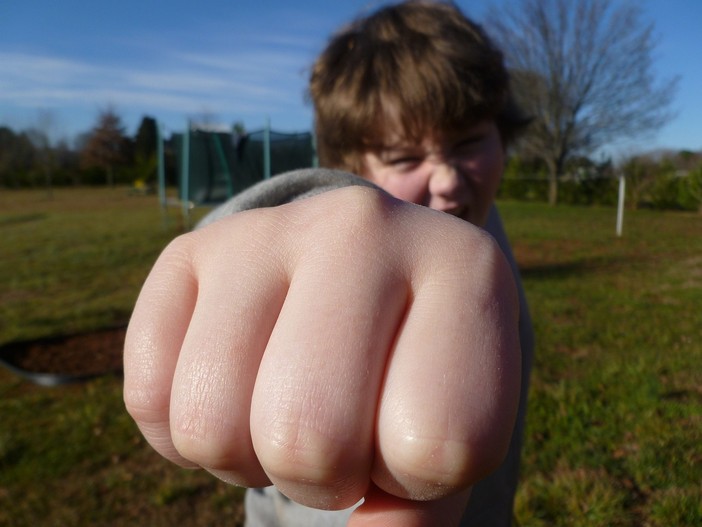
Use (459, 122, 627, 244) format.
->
(0, 327, 125, 378)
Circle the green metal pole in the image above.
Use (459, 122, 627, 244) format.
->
(212, 133, 233, 198)
(263, 117, 271, 179)
(181, 122, 191, 229)
(157, 122, 166, 208)
(312, 132, 319, 168)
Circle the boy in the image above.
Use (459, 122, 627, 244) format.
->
(124, 2, 533, 526)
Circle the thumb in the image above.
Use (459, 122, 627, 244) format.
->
(348, 484, 471, 527)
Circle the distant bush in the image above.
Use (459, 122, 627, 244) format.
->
(499, 175, 619, 207)
(500, 150, 702, 211)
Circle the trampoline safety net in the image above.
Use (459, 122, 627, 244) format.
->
(174, 128, 315, 205)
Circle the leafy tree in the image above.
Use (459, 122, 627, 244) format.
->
(620, 154, 659, 210)
(233, 121, 247, 137)
(0, 127, 35, 187)
(500, 153, 550, 201)
(663, 150, 702, 212)
(134, 116, 158, 160)
(685, 164, 702, 214)
(80, 107, 129, 186)
(133, 116, 159, 185)
(488, 0, 678, 204)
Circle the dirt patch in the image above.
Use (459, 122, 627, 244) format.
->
(0, 327, 125, 382)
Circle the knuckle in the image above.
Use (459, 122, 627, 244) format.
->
(122, 367, 171, 428)
(170, 416, 217, 464)
(123, 390, 165, 426)
(377, 427, 512, 500)
(253, 420, 368, 508)
(302, 186, 397, 242)
(256, 423, 348, 483)
(169, 408, 250, 472)
(388, 434, 473, 488)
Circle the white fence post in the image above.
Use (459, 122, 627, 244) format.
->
(616, 174, 626, 237)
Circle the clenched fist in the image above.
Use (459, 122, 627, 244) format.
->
(124, 186, 521, 526)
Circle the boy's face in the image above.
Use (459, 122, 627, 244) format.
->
(360, 120, 504, 227)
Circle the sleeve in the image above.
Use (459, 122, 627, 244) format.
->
(196, 168, 379, 229)
(460, 206, 534, 527)
(484, 205, 534, 375)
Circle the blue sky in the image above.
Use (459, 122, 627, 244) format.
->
(1, 0, 699, 155)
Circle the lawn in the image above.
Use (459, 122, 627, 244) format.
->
(1, 187, 700, 526)
(502, 202, 702, 526)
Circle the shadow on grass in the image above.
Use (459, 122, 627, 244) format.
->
(519, 255, 634, 280)
(0, 213, 47, 226)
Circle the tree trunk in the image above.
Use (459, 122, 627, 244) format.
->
(44, 166, 53, 199)
(546, 162, 560, 206)
(548, 173, 558, 206)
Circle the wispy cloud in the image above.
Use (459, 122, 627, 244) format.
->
(1, 47, 305, 105)
(0, 39, 314, 136)
(0, 53, 96, 87)
(0, 2, 345, 135)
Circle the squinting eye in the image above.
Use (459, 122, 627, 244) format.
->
(454, 136, 484, 154)
(388, 157, 422, 170)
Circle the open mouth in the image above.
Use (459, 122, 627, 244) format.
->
(444, 205, 468, 219)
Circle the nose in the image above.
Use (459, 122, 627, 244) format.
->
(427, 161, 467, 207)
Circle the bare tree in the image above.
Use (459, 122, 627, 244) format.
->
(81, 107, 129, 186)
(27, 110, 59, 197)
(487, 0, 678, 204)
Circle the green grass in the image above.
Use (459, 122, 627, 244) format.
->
(1, 189, 700, 526)
(0, 188, 244, 527)
(501, 202, 702, 526)
(0, 188, 208, 343)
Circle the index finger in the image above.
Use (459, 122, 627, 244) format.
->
(123, 234, 199, 467)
